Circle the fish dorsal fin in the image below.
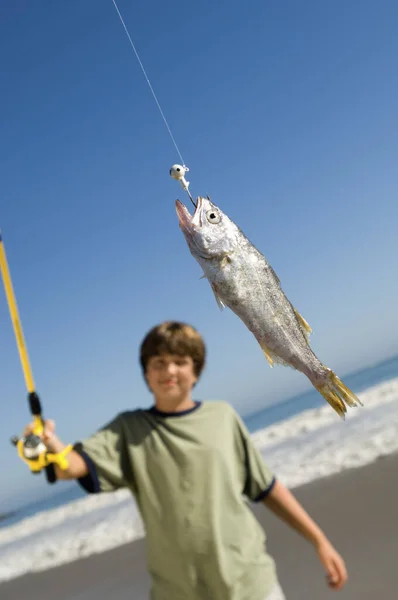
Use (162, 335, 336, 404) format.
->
(267, 264, 281, 286)
(293, 308, 312, 340)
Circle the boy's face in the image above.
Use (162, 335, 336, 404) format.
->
(145, 353, 198, 403)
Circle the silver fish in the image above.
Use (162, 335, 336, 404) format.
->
(175, 196, 362, 419)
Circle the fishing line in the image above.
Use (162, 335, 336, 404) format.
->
(111, 0, 186, 167)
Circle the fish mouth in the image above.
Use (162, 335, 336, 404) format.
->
(176, 197, 212, 260)
(175, 197, 203, 232)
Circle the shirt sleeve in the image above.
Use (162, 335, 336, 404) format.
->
(73, 448, 100, 494)
(74, 414, 130, 493)
(232, 408, 276, 502)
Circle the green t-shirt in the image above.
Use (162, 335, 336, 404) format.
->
(77, 400, 278, 600)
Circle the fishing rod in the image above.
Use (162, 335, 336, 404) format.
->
(0, 3, 193, 483)
(0, 232, 72, 483)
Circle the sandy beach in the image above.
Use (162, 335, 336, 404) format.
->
(1, 451, 397, 599)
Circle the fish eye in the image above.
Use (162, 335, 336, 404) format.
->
(206, 209, 221, 224)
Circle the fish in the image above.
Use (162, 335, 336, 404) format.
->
(175, 195, 363, 419)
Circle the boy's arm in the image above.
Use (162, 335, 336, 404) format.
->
(263, 479, 327, 545)
(44, 436, 88, 480)
(263, 479, 347, 590)
(23, 416, 127, 493)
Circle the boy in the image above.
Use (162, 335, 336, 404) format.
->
(24, 321, 347, 600)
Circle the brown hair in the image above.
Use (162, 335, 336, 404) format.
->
(139, 321, 206, 378)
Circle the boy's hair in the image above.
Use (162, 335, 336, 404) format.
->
(139, 321, 206, 378)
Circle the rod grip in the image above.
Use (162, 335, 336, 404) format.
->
(28, 391, 42, 416)
(45, 464, 57, 484)
(28, 392, 57, 484)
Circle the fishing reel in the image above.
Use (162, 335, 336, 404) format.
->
(11, 413, 72, 477)
(11, 431, 47, 472)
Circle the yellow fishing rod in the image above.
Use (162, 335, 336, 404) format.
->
(0, 231, 71, 483)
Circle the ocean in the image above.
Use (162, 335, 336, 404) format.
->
(1, 354, 397, 583)
(243, 354, 398, 431)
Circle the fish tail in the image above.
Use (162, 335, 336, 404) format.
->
(315, 369, 363, 420)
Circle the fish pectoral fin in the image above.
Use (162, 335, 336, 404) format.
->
(259, 343, 274, 368)
(209, 282, 226, 311)
(220, 254, 233, 269)
(201, 276, 225, 310)
(293, 308, 312, 337)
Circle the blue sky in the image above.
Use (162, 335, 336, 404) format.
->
(1, 0, 398, 510)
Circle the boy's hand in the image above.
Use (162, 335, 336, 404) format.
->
(22, 420, 88, 480)
(23, 419, 63, 453)
(316, 539, 347, 590)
